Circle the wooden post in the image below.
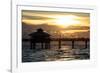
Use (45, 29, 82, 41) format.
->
(33, 43, 36, 49)
(30, 41, 32, 49)
(41, 42, 44, 49)
(49, 42, 50, 49)
(85, 40, 87, 49)
(72, 40, 74, 49)
(47, 42, 50, 49)
(58, 39, 61, 49)
(44, 42, 48, 49)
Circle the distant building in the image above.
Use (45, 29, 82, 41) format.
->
(29, 28, 51, 49)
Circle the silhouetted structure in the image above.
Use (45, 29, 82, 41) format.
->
(29, 28, 51, 49)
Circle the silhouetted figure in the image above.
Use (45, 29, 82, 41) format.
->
(29, 28, 51, 49)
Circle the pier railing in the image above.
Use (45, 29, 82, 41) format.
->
(22, 38, 89, 49)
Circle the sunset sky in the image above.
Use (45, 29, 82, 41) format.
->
(22, 10, 90, 39)
(22, 10, 90, 27)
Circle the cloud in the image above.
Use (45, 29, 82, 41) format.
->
(22, 10, 90, 17)
(22, 15, 54, 20)
(64, 25, 89, 30)
(22, 10, 90, 26)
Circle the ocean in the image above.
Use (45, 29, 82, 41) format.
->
(22, 41, 90, 62)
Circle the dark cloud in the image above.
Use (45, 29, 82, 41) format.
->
(22, 10, 90, 17)
(64, 26, 90, 30)
(22, 15, 54, 20)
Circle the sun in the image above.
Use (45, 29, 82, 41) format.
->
(54, 15, 80, 27)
